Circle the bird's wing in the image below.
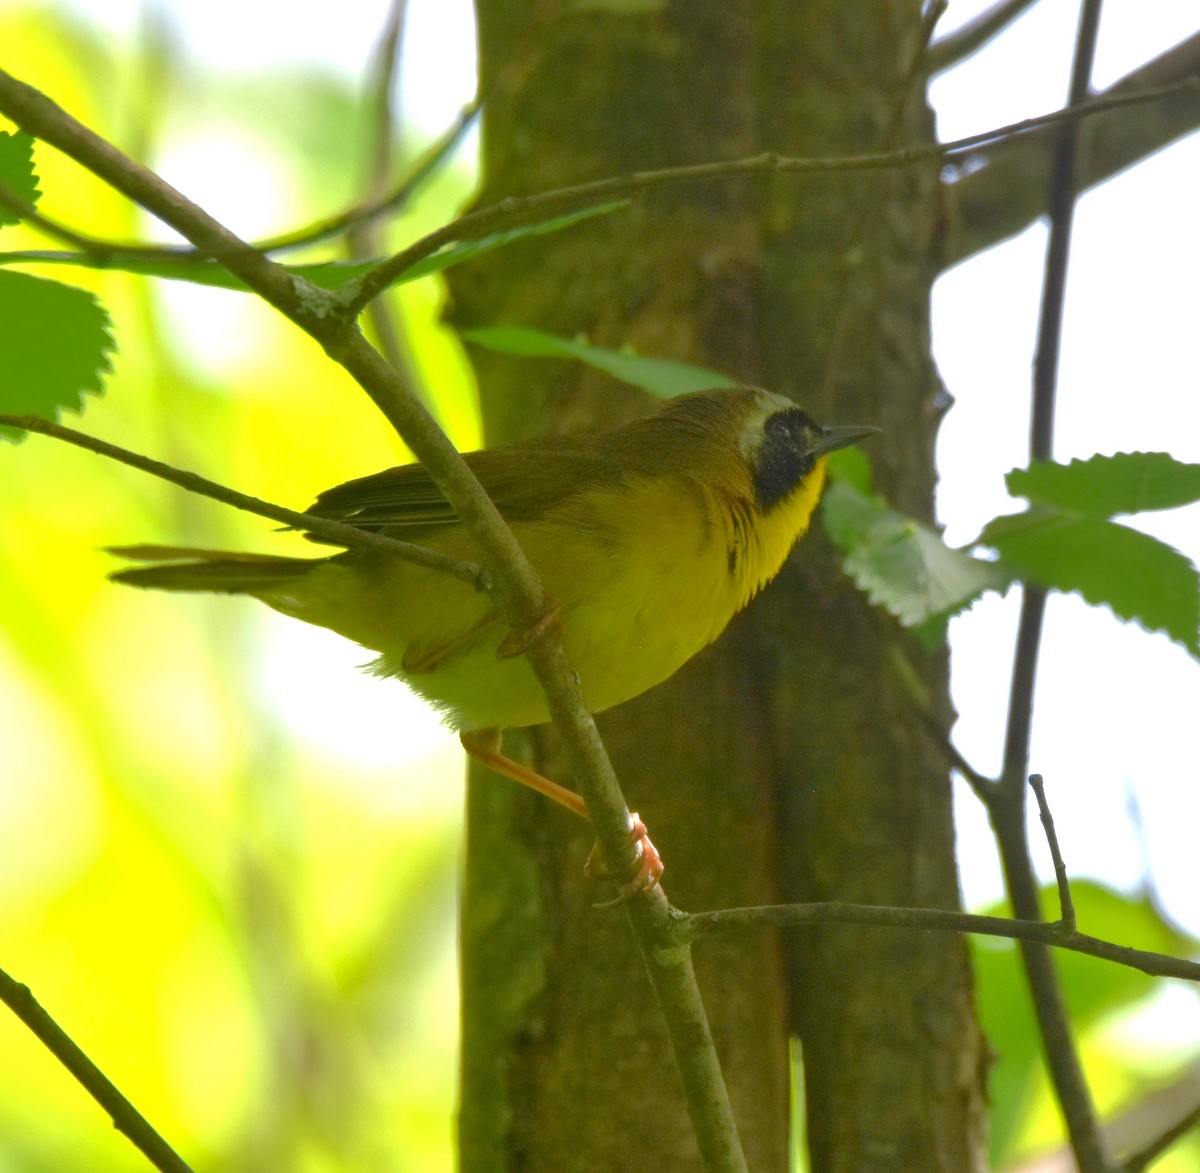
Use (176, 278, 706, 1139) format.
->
(305, 439, 623, 534)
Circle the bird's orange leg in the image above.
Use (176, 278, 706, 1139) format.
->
(459, 728, 663, 895)
(459, 728, 588, 816)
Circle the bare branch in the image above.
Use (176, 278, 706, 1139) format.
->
(1029, 774, 1077, 929)
(345, 78, 1196, 313)
(913, 696, 999, 800)
(677, 901, 1200, 982)
(989, 6, 1111, 1169)
(254, 95, 480, 256)
(0, 413, 485, 584)
(1121, 1098, 1200, 1173)
(5, 79, 1189, 299)
(947, 30, 1200, 267)
(929, 0, 1042, 74)
(0, 99, 479, 265)
(1013, 1063, 1200, 1172)
(349, 0, 426, 408)
(0, 966, 195, 1173)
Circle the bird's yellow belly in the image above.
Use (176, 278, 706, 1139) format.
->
(265, 473, 783, 732)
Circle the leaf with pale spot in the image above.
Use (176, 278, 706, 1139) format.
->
(823, 479, 1010, 642)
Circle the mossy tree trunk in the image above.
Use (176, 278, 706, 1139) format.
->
(447, 3, 988, 1170)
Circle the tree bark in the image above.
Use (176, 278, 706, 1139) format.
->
(753, 7, 988, 1168)
(450, 3, 988, 1170)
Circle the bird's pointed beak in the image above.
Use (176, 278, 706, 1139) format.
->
(808, 424, 879, 457)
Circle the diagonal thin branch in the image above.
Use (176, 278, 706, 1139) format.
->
(1121, 1098, 1200, 1173)
(0, 413, 485, 585)
(0, 99, 481, 265)
(349, 0, 426, 408)
(0, 966, 195, 1173)
(947, 30, 1200, 266)
(343, 77, 1197, 313)
(252, 94, 480, 256)
(0, 66, 749, 1173)
(677, 901, 1200, 982)
(1011, 1065, 1200, 1173)
(929, 0, 1042, 74)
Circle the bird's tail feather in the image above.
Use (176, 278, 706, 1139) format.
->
(107, 545, 321, 594)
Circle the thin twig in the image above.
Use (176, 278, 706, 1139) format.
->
(254, 94, 480, 256)
(1029, 774, 1077, 929)
(915, 706, 997, 801)
(929, 0, 1042, 73)
(0, 966, 195, 1173)
(344, 77, 1197, 313)
(3, 78, 1190, 306)
(349, 0, 425, 406)
(948, 31, 1200, 267)
(0, 99, 481, 265)
(0, 413, 485, 586)
(676, 901, 1200, 982)
(1121, 1100, 1200, 1173)
(0, 180, 106, 251)
(989, 3, 1111, 1171)
(361, 0, 407, 198)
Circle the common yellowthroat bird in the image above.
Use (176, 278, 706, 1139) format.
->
(110, 386, 873, 885)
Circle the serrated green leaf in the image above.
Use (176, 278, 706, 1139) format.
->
(1008, 452, 1200, 518)
(0, 270, 114, 442)
(463, 325, 735, 398)
(823, 480, 1010, 633)
(981, 507, 1200, 655)
(0, 200, 628, 295)
(0, 131, 40, 228)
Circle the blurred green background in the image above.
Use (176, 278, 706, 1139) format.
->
(2, 3, 1200, 1171)
(1, 5, 480, 1169)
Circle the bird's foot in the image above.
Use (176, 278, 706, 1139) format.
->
(586, 812, 664, 905)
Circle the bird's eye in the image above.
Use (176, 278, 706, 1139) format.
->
(755, 410, 817, 510)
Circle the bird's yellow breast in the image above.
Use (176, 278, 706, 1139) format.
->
(268, 458, 828, 731)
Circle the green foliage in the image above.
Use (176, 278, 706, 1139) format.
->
(824, 446, 873, 494)
(0, 270, 113, 442)
(822, 450, 1200, 656)
(0, 201, 628, 293)
(463, 325, 736, 398)
(1008, 452, 1200, 517)
(983, 452, 1200, 656)
(0, 130, 40, 226)
(822, 477, 1011, 642)
(982, 508, 1200, 655)
(0, 148, 618, 444)
(397, 201, 629, 284)
(0, 132, 113, 440)
(975, 881, 1199, 1164)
